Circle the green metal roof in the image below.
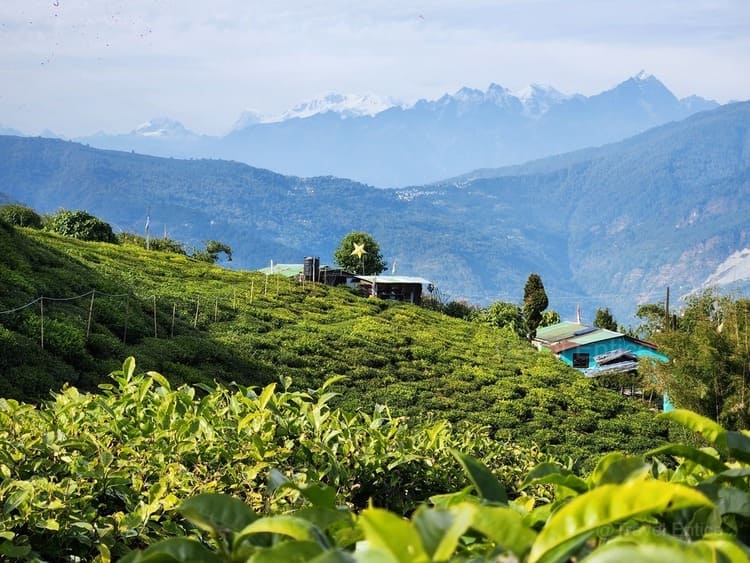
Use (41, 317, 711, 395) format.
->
(568, 328, 622, 345)
(534, 321, 588, 343)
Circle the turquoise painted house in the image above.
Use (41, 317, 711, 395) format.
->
(533, 321, 673, 411)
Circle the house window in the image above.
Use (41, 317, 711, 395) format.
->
(572, 353, 590, 368)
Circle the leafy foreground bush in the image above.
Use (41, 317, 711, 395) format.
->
(2, 359, 750, 561)
(0, 358, 547, 561)
(124, 411, 750, 562)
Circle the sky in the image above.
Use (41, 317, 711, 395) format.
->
(1, 0, 749, 138)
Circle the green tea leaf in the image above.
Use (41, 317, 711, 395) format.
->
(528, 481, 714, 563)
(451, 450, 507, 505)
(121, 538, 222, 563)
(413, 504, 475, 560)
(587, 453, 650, 487)
(235, 515, 329, 550)
(359, 507, 429, 563)
(258, 383, 276, 410)
(248, 540, 324, 563)
(646, 444, 728, 474)
(179, 493, 258, 537)
(583, 530, 748, 563)
(658, 410, 727, 452)
(470, 504, 537, 557)
(522, 462, 588, 494)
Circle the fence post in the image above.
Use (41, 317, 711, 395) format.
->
(86, 290, 95, 339)
(171, 302, 176, 338)
(153, 295, 158, 338)
(123, 294, 129, 344)
(194, 296, 200, 328)
(40, 298, 44, 350)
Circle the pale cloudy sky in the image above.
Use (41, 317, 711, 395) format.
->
(1, 0, 748, 137)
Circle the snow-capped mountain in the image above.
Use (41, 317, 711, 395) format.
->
(229, 110, 264, 132)
(274, 93, 398, 121)
(516, 84, 577, 117)
(68, 72, 723, 187)
(132, 117, 197, 138)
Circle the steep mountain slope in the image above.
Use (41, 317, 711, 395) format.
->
(73, 74, 719, 187)
(1, 101, 748, 321)
(439, 101, 750, 310)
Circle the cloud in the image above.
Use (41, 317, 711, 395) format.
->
(0, 0, 747, 136)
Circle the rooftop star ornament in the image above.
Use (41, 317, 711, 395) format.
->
(351, 242, 367, 258)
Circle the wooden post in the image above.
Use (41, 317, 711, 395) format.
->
(194, 296, 200, 328)
(86, 290, 95, 339)
(171, 302, 176, 337)
(250, 281, 254, 304)
(153, 294, 158, 338)
(123, 295, 129, 344)
(665, 287, 670, 332)
(40, 297, 44, 350)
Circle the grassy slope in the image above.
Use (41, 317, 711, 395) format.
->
(0, 224, 668, 464)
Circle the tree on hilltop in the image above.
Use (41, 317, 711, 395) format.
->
(594, 307, 618, 331)
(523, 273, 548, 338)
(333, 231, 387, 275)
(44, 209, 117, 243)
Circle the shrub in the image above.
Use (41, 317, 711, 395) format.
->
(0, 204, 43, 228)
(44, 209, 117, 243)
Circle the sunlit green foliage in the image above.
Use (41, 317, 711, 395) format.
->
(44, 209, 117, 243)
(0, 226, 669, 463)
(1, 361, 745, 561)
(0, 204, 42, 228)
(192, 240, 233, 264)
(333, 231, 387, 275)
(646, 290, 750, 430)
(0, 358, 549, 561)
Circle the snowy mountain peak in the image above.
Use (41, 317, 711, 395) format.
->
(516, 83, 570, 117)
(454, 87, 485, 103)
(634, 70, 654, 81)
(486, 83, 517, 105)
(230, 110, 264, 132)
(132, 117, 194, 138)
(275, 93, 398, 122)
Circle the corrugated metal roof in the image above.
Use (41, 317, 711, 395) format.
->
(568, 328, 622, 346)
(534, 321, 588, 343)
(355, 275, 433, 285)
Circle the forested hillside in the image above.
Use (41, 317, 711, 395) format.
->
(1, 102, 748, 322)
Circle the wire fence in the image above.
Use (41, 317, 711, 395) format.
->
(0, 273, 300, 349)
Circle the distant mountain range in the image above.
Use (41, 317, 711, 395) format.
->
(12, 72, 718, 187)
(1, 100, 748, 323)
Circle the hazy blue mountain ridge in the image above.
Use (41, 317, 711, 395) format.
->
(66, 74, 719, 187)
(1, 101, 747, 322)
